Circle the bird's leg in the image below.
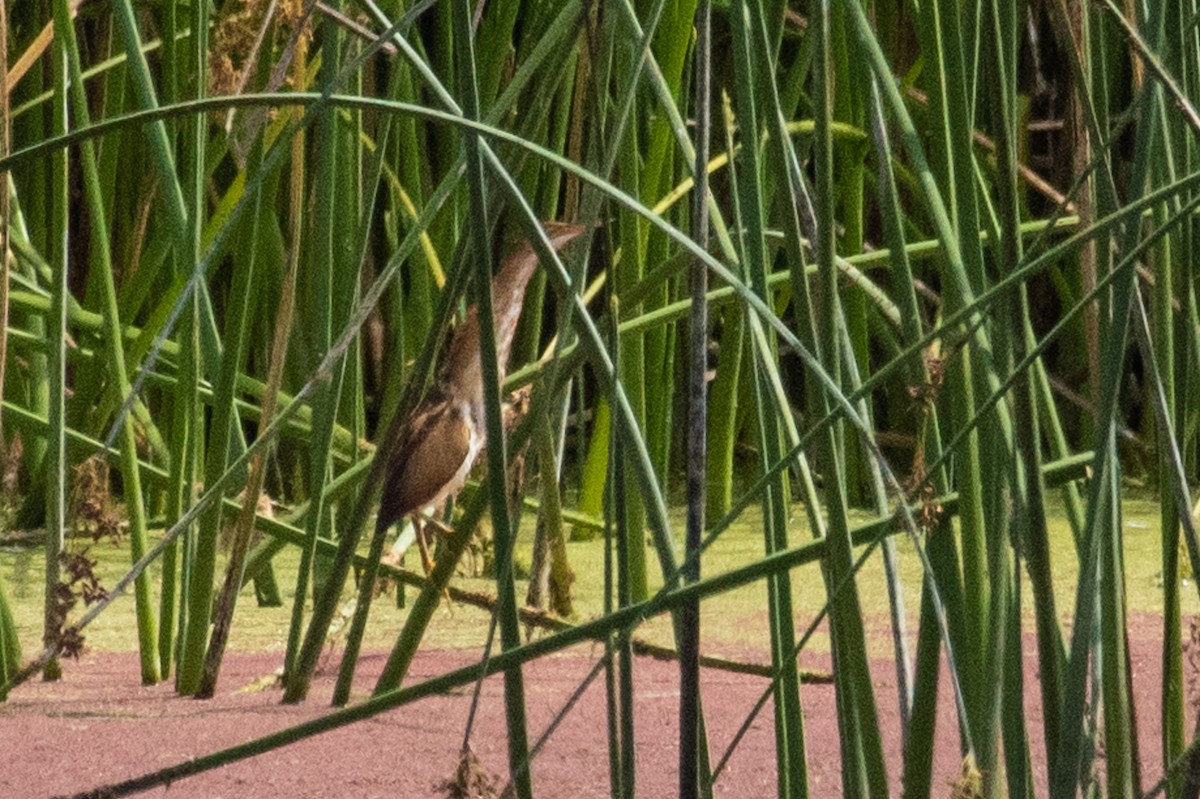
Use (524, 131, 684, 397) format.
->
(414, 514, 455, 611)
(414, 515, 436, 577)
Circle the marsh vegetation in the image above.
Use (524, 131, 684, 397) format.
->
(2, 0, 1200, 797)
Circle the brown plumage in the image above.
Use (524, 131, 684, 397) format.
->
(377, 390, 478, 533)
(376, 222, 586, 573)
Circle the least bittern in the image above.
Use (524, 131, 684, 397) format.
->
(376, 222, 585, 575)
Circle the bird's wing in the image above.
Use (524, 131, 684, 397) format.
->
(377, 400, 474, 533)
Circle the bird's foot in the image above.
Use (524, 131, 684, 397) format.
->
(425, 517, 455, 538)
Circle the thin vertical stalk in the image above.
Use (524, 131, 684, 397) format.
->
(276, 19, 310, 686)
(866, 72, 962, 796)
(985, 2, 1037, 795)
(729, 4, 808, 796)
(1053, 101, 1155, 799)
(828, 4, 869, 509)
(0, 0, 9, 457)
(814, 2, 870, 793)
(10, 1, 50, 532)
(603, 441, 622, 798)
(634, 0, 690, 518)
(329, 114, 402, 706)
(0, 83, 14, 679)
(614, 92, 649, 605)
(1001, 565, 1033, 799)
(172, 0, 209, 693)
(168, 277, 201, 688)
(1130, 276, 1200, 797)
(836, 312, 913, 744)
(454, 2, 532, 795)
(610, 295, 636, 799)
(174, 0, 239, 692)
(43, 0, 69, 684)
(282, 0, 348, 696)
(1155, 6, 1186, 794)
(1101, 462, 1136, 798)
(921, 0, 997, 782)
(52, 0, 159, 683)
(829, 5, 912, 736)
(679, 2, 711, 795)
(195, 150, 269, 698)
(604, 0, 679, 608)
(156, 0, 181, 680)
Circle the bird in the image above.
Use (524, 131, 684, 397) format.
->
(376, 221, 586, 577)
